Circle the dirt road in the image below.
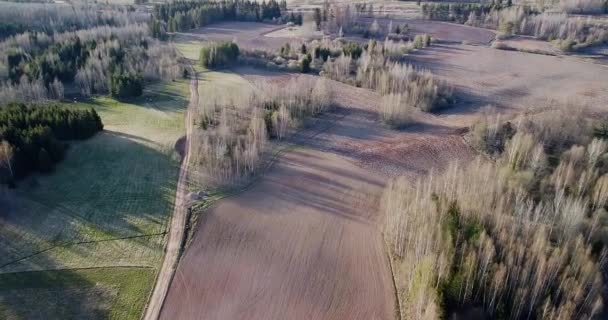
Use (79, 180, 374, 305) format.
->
(159, 72, 474, 320)
(143, 71, 198, 320)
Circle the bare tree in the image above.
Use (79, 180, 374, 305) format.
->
(0, 141, 14, 180)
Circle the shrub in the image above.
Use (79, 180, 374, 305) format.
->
(381, 93, 414, 128)
(412, 34, 431, 49)
(300, 54, 312, 73)
(468, 109, 515, 154)
(109, 72, 143, 98)
(342, 42, 363, 59)
(552, 38, 576, 51)
(199, 42, 240, 68)
(314, 47, 331, 62)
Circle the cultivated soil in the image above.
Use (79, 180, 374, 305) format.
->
(159, 17, 608, 320)
(358, 17, 497, 45)
(175, 22, 293, 51)
(406, 43, 608, 124)
(160, 68, 475, 320)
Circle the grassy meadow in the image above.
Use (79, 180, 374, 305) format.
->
(0, 79, 189, 319)
(0, 267, 154, 320)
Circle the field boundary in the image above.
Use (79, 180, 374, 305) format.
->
(142, 64, 198, 320)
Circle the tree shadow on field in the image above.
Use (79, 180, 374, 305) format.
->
(0, 269, 111, 320)
(236, 151, 382, 224)
(84, 86, 188, 114)
(0, 131, 179, 273)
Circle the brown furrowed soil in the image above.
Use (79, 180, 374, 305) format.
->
(175, 22, 292, 51)
(407, 43, 608, 123)
(160, 69, 474, 320)
(159, 20, 608, 320)
(162, 148, 394, 320)
(357, 17, 497, 45)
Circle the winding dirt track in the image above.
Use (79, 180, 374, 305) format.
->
(159, 71, 475, 320)
(143, 71, 198, 320)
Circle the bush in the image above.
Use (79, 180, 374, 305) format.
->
(109, 72, 143, 98)
(314, 47, 331, 62)
(199, 42, 240, 68)
(301, 54, 312, 73)
(342, 42, 363, 59)
(552, 38, 576, 51)
(381, 93, 414, 128)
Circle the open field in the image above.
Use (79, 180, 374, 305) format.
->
(159, 10, 608, 318)
(174, 22, 292, 52)
(0, 267, 154, 320)
(160, 66, 475, 319)
(407, 43, 608, 123)
(162, 147, 397, 319)
(0, 79, 190, 318)
(357, 16, 497, 45)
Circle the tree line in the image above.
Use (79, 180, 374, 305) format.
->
(385, 104, 608, 319)
(0, 103, 103, 185)
(421, 2, 608, 50)
(6, 34, 145, 99)
(199, 42, 240, 68)
(0, 2, 137, 40)
(150, 0, 297, 38)
(1, 24, 184, 102)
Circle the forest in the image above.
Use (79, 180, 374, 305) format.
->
(421, 2, 608, 51)
(149, 0, 299, 38)
(384, 106, 608, 319)
(0, 3, 184, 186)
(0, 3, 144, 40)
(0, 103, 103, 184)
(0, 24, 183, 102)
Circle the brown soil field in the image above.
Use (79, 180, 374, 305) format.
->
(407, 43, 608, 123)
(160, 68, 475, 319)
(175, 22, 293, 51)
(358, 17, 497, 45)
(159, 19, 608, 320)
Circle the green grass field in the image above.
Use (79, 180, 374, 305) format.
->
(174, 40, 202, 63)
(0, 267, 154, 320)
(0, 79, 189, 319)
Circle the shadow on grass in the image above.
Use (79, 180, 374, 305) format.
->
(0, 267, 154, 320)
(0, 131, 179, 271)
(69, 81, 189, 114)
